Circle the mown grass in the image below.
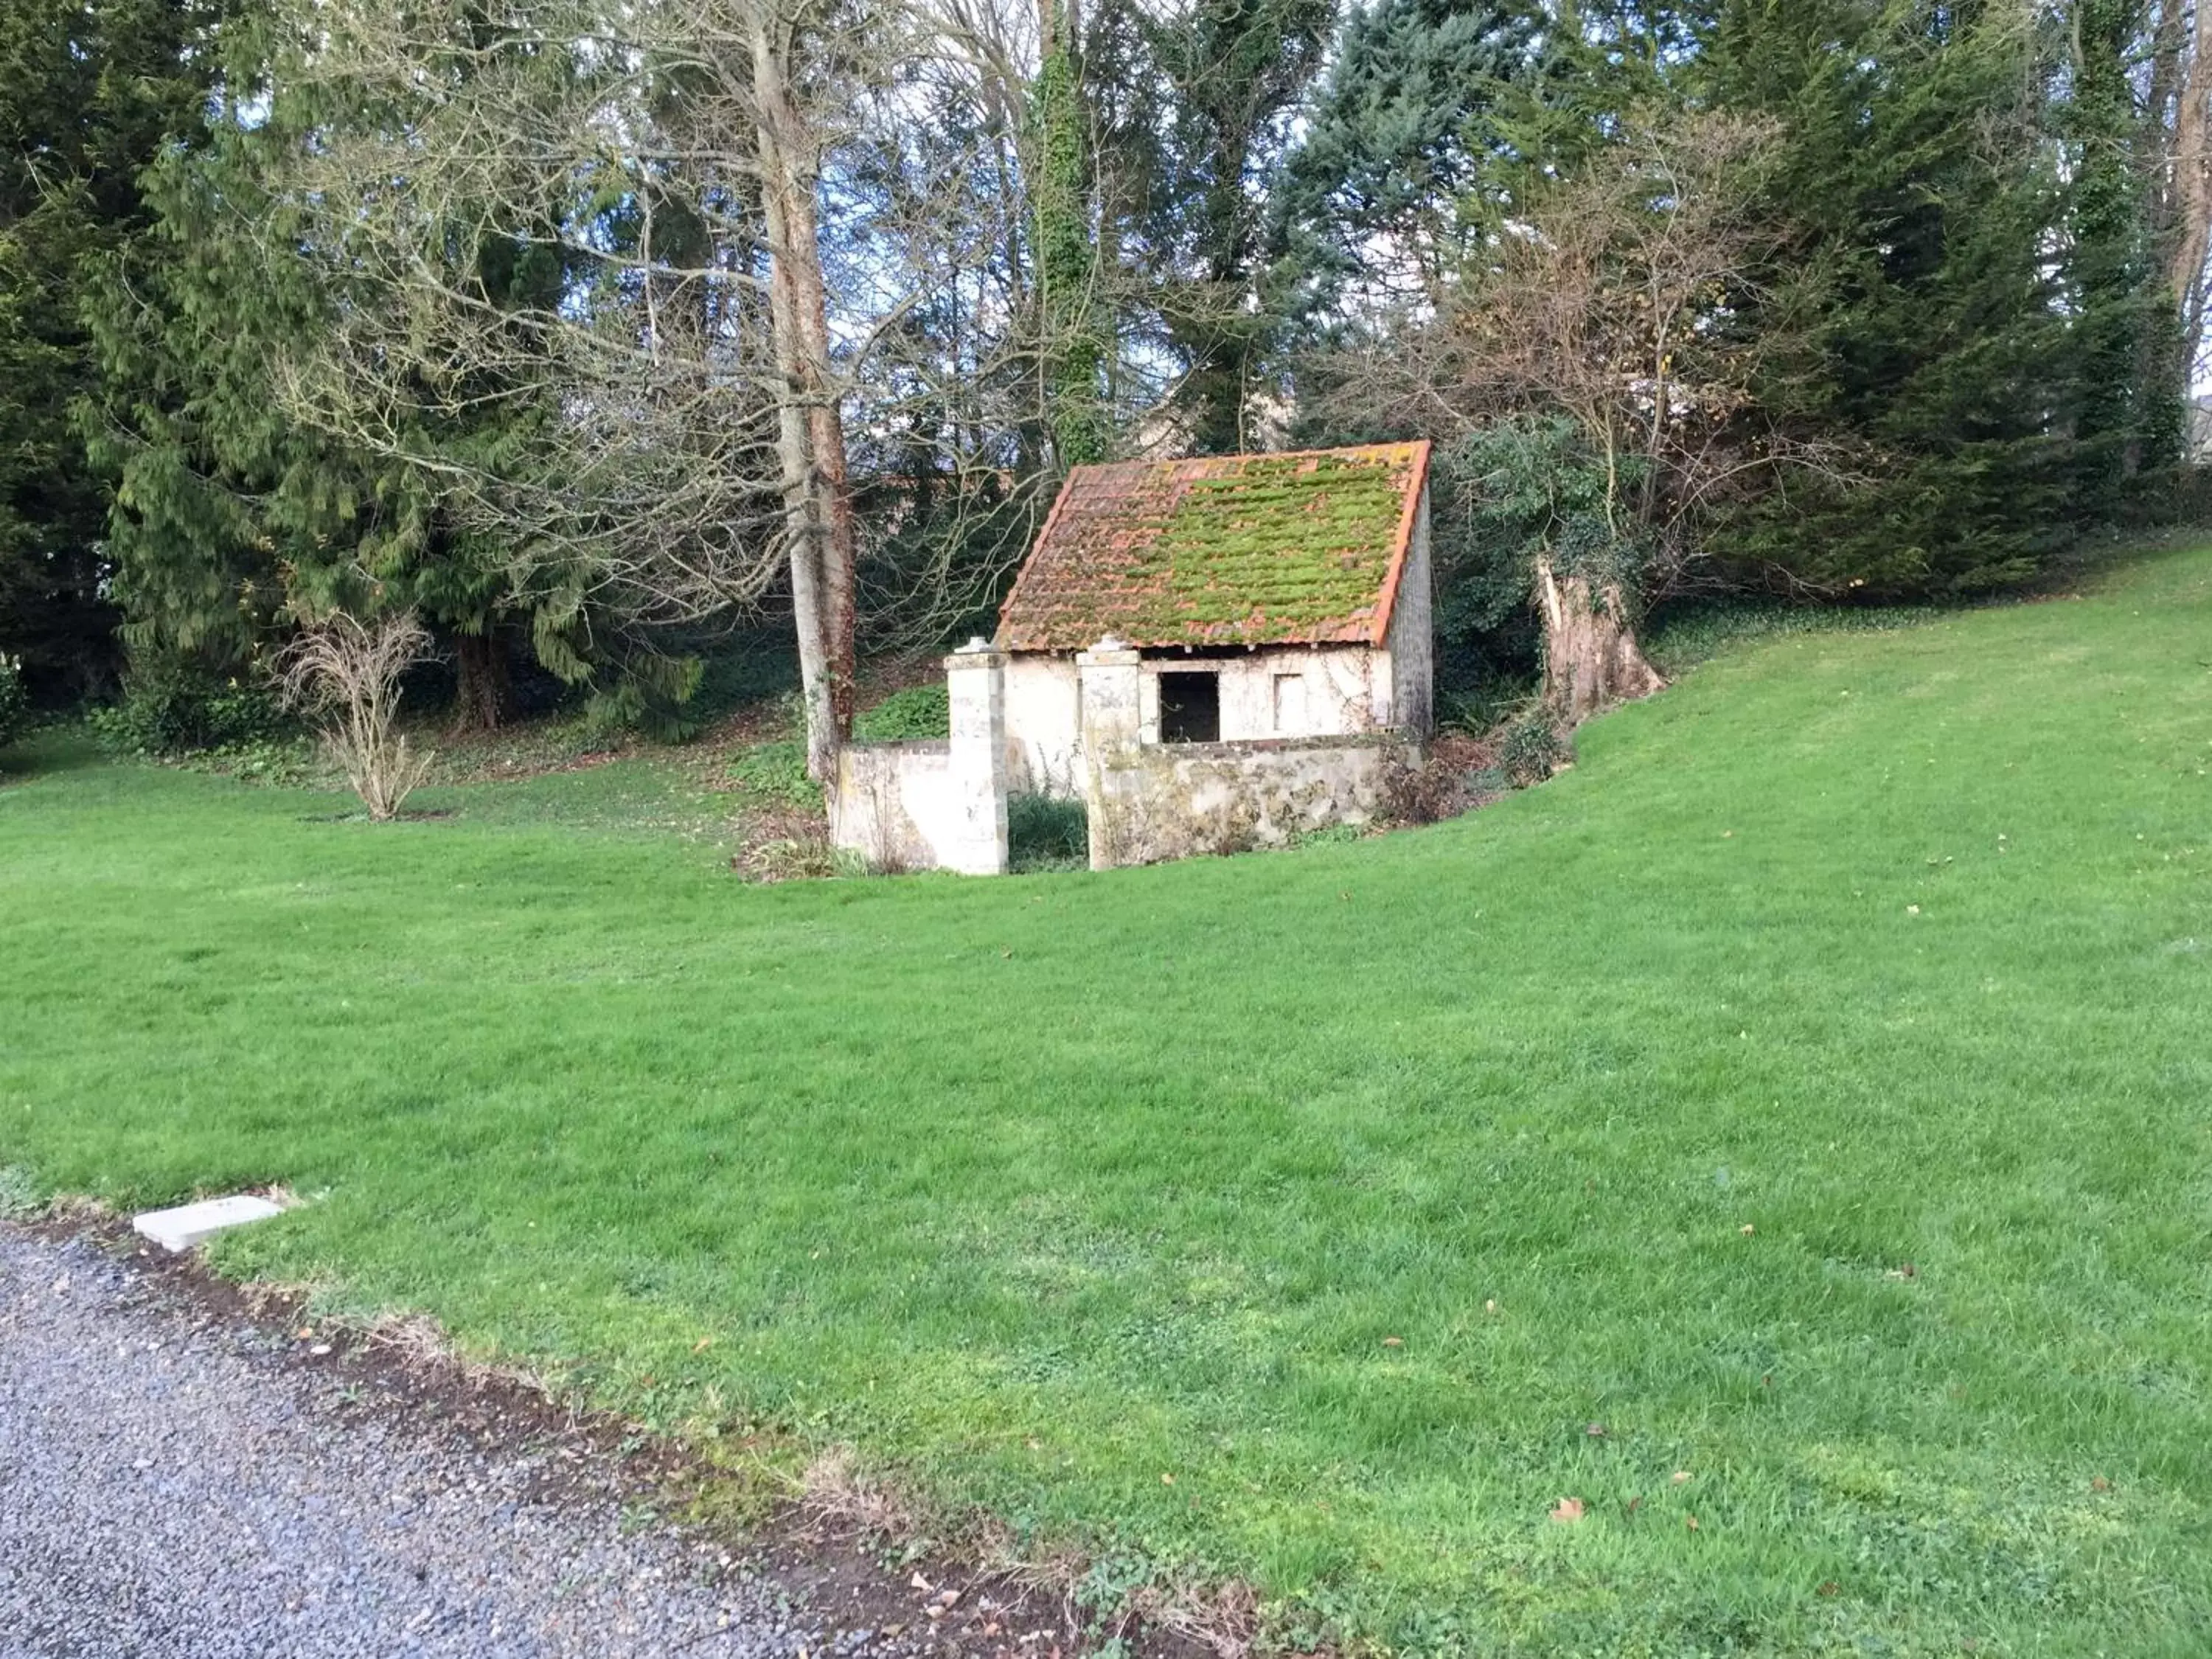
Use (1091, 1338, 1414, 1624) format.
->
(6, 545, 2212, 1655)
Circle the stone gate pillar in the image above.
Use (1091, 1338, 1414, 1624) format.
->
(942, 637, 1009, 875)
(1077, 636, 1141, 872)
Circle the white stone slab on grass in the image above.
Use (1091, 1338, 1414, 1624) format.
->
(131, 1194, 285, 1253)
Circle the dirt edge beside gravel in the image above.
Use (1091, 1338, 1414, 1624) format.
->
(11, 1208, 1243, 1659)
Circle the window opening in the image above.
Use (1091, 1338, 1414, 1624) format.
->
(1158, 671, 1220, 742)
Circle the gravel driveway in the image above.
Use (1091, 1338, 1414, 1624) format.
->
(0, 1225, 1004, 1659)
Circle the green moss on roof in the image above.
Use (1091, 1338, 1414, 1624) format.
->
(998, 442, 1429, 651)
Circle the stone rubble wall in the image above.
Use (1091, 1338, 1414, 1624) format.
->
(1084, 733, 1400, 869)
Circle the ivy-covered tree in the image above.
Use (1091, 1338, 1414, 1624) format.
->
(1034, 0, 1109, 467)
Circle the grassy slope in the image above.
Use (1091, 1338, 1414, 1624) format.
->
(5, 546, 2212, 1655)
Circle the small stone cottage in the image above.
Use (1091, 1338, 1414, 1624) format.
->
(832, 439, 1435, 872)
(998, 440, 1434, 795)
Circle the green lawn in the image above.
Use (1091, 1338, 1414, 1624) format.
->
(6, 545, 2212, 1656)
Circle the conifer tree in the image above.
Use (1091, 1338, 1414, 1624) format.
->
(1698, 0, 2079, 594)
(0, 0, 223, 699)
(82, 1, 670, 730)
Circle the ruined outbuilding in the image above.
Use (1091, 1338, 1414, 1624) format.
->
(832, 441, 1435, 872)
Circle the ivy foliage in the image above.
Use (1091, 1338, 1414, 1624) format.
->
(1034, 27, 1109, 469)
(853, 685, 951, 742)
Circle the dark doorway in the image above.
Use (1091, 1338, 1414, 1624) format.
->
(1158, 671, 1221, 742)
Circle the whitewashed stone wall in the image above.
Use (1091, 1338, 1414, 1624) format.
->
(830, 642, 1007, 874)
(1004, 653, 1084, 796)
(1386, 488, 1435, 735)
(1008, 643, 1393, 796)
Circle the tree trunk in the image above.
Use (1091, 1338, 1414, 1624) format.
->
(1536, 557, 1663, 725)
(2170, 5, 2212, 362)
(783, 184, 858, 740)
(450, 628, 511, 733)
(751, 11, 855, 783)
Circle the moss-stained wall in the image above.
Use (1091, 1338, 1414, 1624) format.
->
(1082, 734, 1398, 869)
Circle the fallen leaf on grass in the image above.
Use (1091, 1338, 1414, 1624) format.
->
(1686, 1514, 1700, 1531)
(692, 1337, 714, 1354)
(1550, 1498, 1585, 1523)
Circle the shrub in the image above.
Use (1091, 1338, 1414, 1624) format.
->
(1379, 748, 1467, 825)
(728, 740, 823, 809)
(1009, 792, 1088, 872)
(853, 684, 950, 741)
(0, 655, 27, 757)
(91, 656, 288, 757)
(1498, 711, 1567, 785)
(276, 612, 437, 821)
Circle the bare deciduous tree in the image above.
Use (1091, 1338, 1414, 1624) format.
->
(263, 0, 1057, 780)
(1323, 114, 1847, 723)
(278, 612, 436, 821)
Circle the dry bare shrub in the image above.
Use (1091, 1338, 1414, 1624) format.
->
(1377, 748, 1467, 827)
(798, 1446, 917, 1539)
(277, 611, 436, 820)
(1130, 1575, 1261, 1659)
(734, 801, 847, 882)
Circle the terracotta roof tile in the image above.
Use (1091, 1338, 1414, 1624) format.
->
(997, 441, 1431, 651)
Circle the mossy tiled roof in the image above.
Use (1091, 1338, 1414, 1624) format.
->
(997, 442, 1430, 651)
